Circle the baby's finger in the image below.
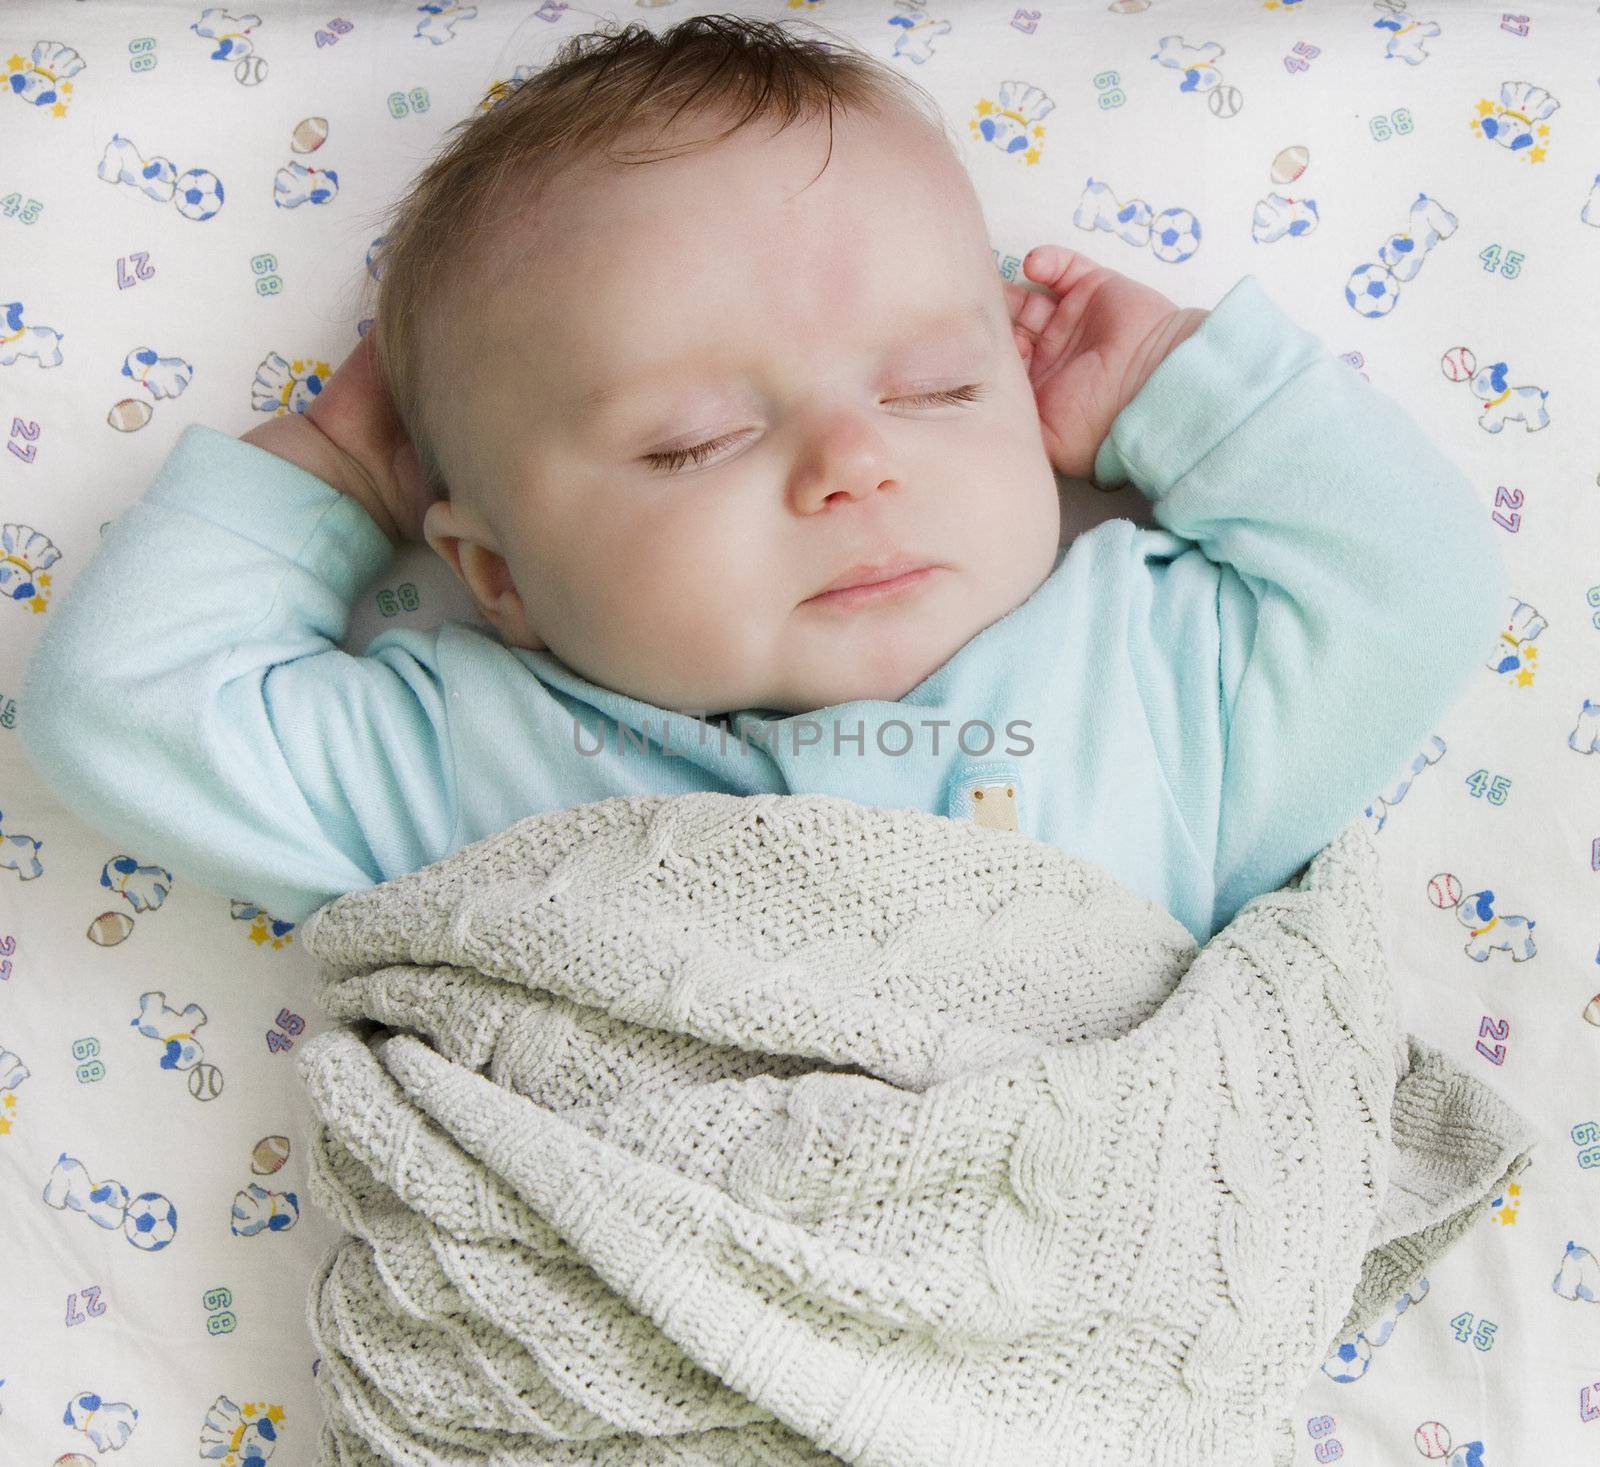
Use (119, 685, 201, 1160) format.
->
(1008, 278, 1063, 347)
(1001, 279, 1034, 338)
(1022, 244, 1101, 297)
(390, 438, 432, 545)
(1010, 320, 1035, 367)
(1002, 268, 1060, 346)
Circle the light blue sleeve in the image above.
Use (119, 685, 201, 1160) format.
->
(1092, 275, 1509, 936)
(18, 423, 461, 927)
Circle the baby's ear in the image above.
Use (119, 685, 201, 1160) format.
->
(422, 497, 481, 590)
(421, 500, 547, 652)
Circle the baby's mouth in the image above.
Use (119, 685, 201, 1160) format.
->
(801, 564, 941, 610)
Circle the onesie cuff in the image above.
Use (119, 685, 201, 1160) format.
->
(1092, 274, 1330, 498)
(146, 421, 396, 598)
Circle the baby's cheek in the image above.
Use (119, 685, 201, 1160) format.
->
(589, 555, 703, 656)
(617, 520, 732, 620)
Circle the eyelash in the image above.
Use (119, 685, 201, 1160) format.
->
(641, 383, 990, 474)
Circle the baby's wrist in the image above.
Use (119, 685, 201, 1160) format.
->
(1117, 306, 1209, 414)
(240, 414, 400, 545)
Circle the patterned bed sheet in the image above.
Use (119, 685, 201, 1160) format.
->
(2, 1, 1597, 1462)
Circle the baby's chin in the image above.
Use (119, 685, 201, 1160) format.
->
(757, 615, 997, 713)
(701, 663, 936, 719)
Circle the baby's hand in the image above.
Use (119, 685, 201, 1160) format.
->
(1004, 247, 1207, 483)
(298, 324, 430, 545)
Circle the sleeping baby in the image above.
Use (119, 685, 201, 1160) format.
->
(19, 17, 1507, 947)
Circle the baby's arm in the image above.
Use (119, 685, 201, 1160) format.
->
(1093, 275, 1507, 935)
(18, 423, 458, 927)
(239, 410, 409, 548)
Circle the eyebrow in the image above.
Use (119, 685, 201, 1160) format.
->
(576, 299, 1000, 417)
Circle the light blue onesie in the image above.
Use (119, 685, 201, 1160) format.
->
(19, 275, 1508, 944)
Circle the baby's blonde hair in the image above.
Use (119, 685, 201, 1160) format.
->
(357, 14, 961, 512)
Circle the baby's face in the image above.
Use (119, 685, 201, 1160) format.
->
(424, 101, 1061, 716)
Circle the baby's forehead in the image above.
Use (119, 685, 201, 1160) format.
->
(461, 170, 996, 379)
(491, 138, 971, 285)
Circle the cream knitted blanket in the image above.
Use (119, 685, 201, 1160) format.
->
(294, 793, 1536, 1467)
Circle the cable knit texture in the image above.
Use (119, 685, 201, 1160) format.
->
(293, 793, 1537, 1467)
